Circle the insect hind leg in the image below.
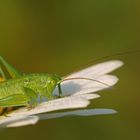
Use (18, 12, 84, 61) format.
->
(0, 94, 28, 108)
(0, 56, 22, 79)
(0, 66, 7, 81)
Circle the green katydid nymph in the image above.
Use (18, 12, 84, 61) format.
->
(0, 56, 65, 110)
(0, 56, 106, 112)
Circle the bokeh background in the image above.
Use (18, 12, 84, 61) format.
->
(0, 0, 140, 140)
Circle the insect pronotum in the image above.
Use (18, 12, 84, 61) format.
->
(0, 55, 124, 115)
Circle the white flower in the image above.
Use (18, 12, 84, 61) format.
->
(0, 60, 123, 128)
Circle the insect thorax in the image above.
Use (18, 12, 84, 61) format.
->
(0, 73, 62, 100)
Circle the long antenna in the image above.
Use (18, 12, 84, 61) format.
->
(61, 77, 111, 87)
(89, 49, 140, 63)
(64, 49, 140, 78)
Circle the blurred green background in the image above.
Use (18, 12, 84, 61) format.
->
(0, 0, 140, 140)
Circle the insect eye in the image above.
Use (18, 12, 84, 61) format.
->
(51, 80, 56, 85)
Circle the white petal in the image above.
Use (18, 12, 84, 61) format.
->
(0, 60, 123, 128)
(0, 94, 100, 128)
(73, 93, 100, 100)
(39, 109, 117, 120)
(1, 108, 116, 128)
(8, 95, 97, 117)
(73, 75, 118, 95)
(54, 75, 119, 96)
(65, 60, 123, 79)
(0, 94, 99, 128)
(0, 115, 39, 128)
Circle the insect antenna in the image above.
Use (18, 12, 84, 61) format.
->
(90, 49, 140, 63)
(64, 49, 140, 78)
(61, 77, 111, 87)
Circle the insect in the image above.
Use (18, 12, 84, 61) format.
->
(0, 55, 123, 115)
(0, 56, 64, 108)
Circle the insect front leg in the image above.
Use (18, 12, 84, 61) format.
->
(57, 83, 62, 97)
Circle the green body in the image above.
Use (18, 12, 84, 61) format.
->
(0, 56, 62, 108)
